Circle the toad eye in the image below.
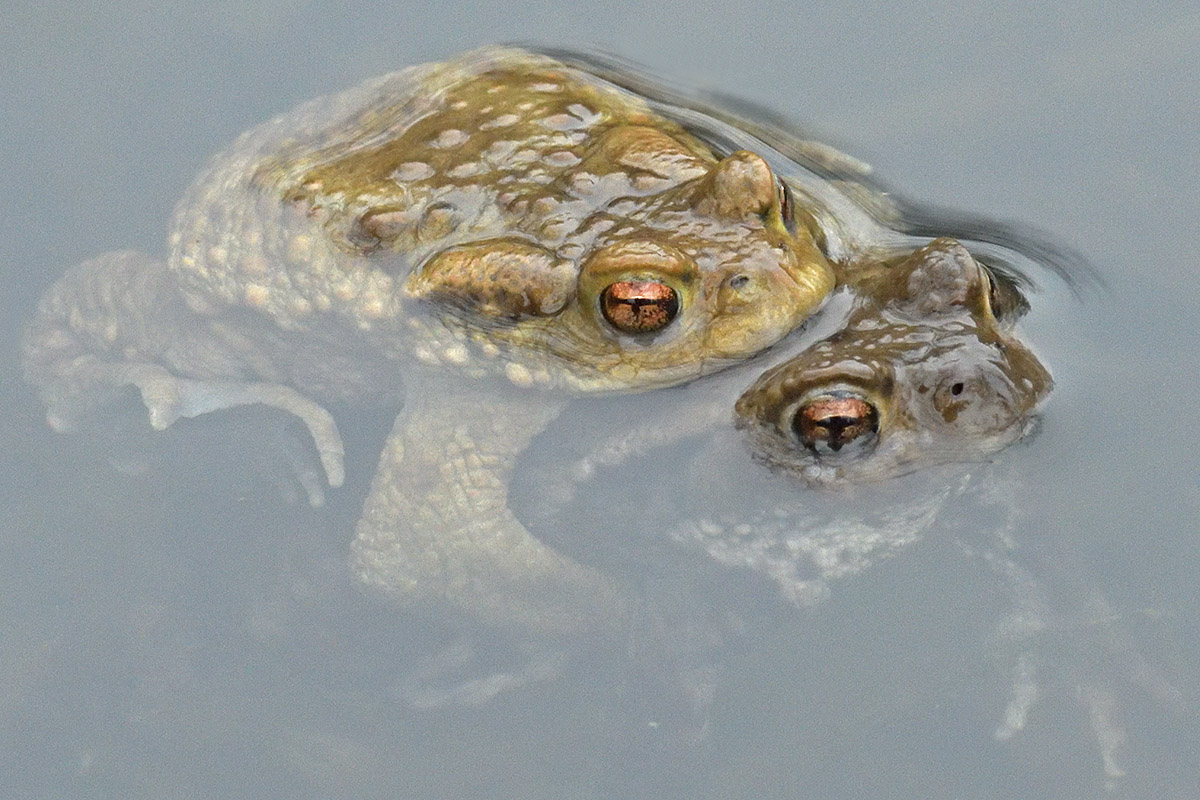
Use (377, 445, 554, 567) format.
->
(791, 390, 879, 454)
(600, 280, 680, 334)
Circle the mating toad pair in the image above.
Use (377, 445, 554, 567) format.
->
(23, 47, 1052, 635)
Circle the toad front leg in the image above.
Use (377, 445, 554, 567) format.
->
(22, 250, 345, 490)
(350, 373, 632, 635)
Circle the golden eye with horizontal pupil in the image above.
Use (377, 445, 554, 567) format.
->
(599, 280, 680, 334)
(791, 391, 879, 453)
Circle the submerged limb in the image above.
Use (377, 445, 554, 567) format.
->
(351, 373, 632, 635)
(22, 250, 345, 490)
(957, 481, 1181, 788)
(46, 362, 344, 490)
(140, 375, 345, 488)
(395, 638, 568, 708)
(523, 390, 730, 532)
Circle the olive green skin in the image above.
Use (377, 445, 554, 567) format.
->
(169, 47, 832, 394)
(22, 47, 835, 634)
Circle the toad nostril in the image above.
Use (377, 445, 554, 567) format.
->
(792, 392, 879, 453)
(600, 280, 679, 334)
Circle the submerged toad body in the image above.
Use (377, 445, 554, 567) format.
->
(22, 47, 835, 631)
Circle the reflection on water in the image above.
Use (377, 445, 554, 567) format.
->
(4, 4, 1199, 799)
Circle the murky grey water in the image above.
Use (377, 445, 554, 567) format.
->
(3, 3, 1198, 798)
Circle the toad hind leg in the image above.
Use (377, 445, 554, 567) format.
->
(22, 250, 345, 489)
(351, 374, 632, 635)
